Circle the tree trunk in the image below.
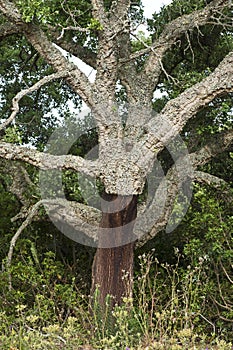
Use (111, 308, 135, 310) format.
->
(91, 193, 137, 307)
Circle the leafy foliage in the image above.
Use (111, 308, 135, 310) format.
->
(16, 0, 92, 25)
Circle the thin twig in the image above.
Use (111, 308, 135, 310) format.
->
(219, 259, 233, 284)
(199, 313, 216, 334)
(57, 25, 90, 41)
(184, 31, 195, 62)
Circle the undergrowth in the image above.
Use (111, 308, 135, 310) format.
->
(0, 247, 232, 350)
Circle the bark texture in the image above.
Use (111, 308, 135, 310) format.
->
(91, 193, 137, 306)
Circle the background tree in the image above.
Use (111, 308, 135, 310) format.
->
(0, 0, 232, 311)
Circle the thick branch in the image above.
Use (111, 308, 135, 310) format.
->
(136, 0, 232, 91)
(194, 171, 232, 194)
(0, 71, 68, 131)
(0, 0, 22, 23)
(41, 24, 97, 68)
(0, 20, 97, 69)
(92, 0, 130, 96)
(91, 0, 106, 24)
(51, 29, 96, 68)
(90, 1, 134, 135)
(133, 52, 233, 172)
(25, 25, 95, 106)
(124, 1, 232, 120)
(109, 0, 130, 22)
(189, 129, 233, 168)
(114, 3, 147, 107)
(161, 52, 233, 131)
(136, 129, 233, 245)
(55, 41, 97, 69)
(47, 198, 101, 242)
(0, 142, 99, 177)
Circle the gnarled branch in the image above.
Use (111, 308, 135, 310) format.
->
(0, 0, 95, 107)
(133, 51, 233, 172)
(136, 128, 233, 245)
(136, 0, 232, 92)
(189, 129, 233, 168)
(0, 71, 68, 131)
(0, 142, 99, 177)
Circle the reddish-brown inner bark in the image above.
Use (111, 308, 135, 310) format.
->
(91, 192, 137, 307)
